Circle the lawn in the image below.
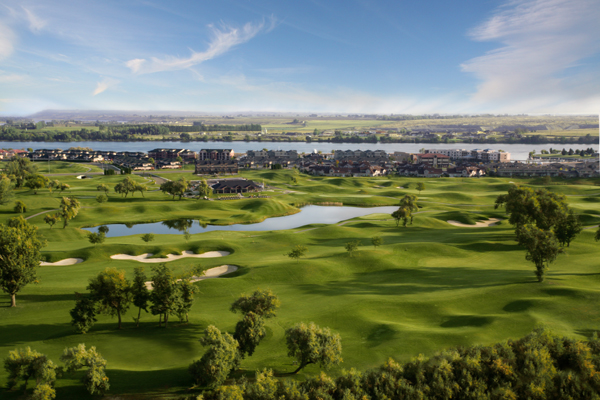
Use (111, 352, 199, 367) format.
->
(1, 170, 600, 398)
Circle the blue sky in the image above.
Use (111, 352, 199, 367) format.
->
(1, 0, 599, 115)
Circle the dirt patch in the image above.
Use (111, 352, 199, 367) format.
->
(40, 258, 83, 266)
(447, 218, 501, 227)
(145, 264, 238, 290)
(110, 250, 230, 263)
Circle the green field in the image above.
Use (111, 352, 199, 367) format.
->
(1, 170, 600, 398)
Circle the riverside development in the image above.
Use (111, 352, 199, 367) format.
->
(1, 146, 600, 399)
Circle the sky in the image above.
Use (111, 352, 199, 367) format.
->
(0, 0, 599, 116)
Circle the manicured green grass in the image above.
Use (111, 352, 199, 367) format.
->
(1, 171, 600, 398)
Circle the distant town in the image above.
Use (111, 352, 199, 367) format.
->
(21, 146, 600, 178)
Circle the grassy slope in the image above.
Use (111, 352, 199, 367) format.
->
(1, 170, 600, 398)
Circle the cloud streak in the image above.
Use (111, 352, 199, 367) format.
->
(0, 23, 15, 60)
(92, 78, 119, 96)
(461, 0, 600, 113)
(126, 18, 274, 75)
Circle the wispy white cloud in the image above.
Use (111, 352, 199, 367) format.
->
(92, 78, 119, 96)
(21, 6, 46, 32)
(461, 0, 600, 113)
(126, 18, 275, 74)
(0, 72, 26, 82)
(0, 23, 15, 59)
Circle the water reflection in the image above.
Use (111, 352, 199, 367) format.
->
(83, 205, 398, 237)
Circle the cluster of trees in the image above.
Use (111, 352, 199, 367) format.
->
(541, 147, 596, 156)
(159, 178, 209, 200)
(495, 186, 582, 281)
(189, 290, 342, 388)
(4, 344, 109, 398)
(198, 328, 600, 400)
(392, 194, 419, 227)
(70, 264, 199, 333)
(113, 176, 147, 198)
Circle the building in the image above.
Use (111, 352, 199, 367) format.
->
(148, 148, 196, 161)
(195, 160, 239, 175)
(199, 149, 234, 161)
(210, 179, 262, 194)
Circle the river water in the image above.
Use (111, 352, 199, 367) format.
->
(83, 205, 399, 237)
(0, 141, 590, 161)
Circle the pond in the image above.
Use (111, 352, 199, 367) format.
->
(83, 205, 398, 237)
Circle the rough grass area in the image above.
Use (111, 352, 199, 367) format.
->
(1, 171, 600, 399)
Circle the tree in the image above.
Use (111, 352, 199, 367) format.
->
(416, 182, 425, 194)
(5, 156, 37, 188)
(4, 347, 57, 397)
(150, 264, 178, 327)
(0, 176, 14, 205)
(345, 240, 360, 257)
(60, 344, 110, 395)
(87, 232, 105, 246)
(133, 182, 147, 197)
(0, 217, 45, 307)
(43, 214, 60, 229)
(58, 197, 80, 228)
(48, 179, 60, 195)
(59, 183, 70, 193)
(96, 194, 108, 203)
(516, 225, 563, 282)
(189, 325, 240, 387)
(14, 200, 27, 213)
(175, 276, 195, 323)
(87, 268, 131, 329)
(114, 176, 137, 198)
(230, 289, 281, 319)
(25, 174, 49, 194)
(196, 178, 210, 199)
(233, 311, 266, 358)
(554, 210, 582, 247)
(371, 236, 383, 249)
(596, 226, 600, 242)
(70, 292, 98, 334)
(96, 184, 109, 196)
(287, 245, 308, 262)
(393, 194, 418, 227)
(160, 177, 189, 200)
(131, 267, 150, 327)
(98, 225, 109, 235)
(141, 233, 155, 243)
(285, 322, 343, 374)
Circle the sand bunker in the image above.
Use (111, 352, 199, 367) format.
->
(40, 258, 84, 266)
(145, 264, 238, 290)
(110, 250, 230, 263)
(447, 218, 501, 227)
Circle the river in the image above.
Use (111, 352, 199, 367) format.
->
(0, 141, 591, 161)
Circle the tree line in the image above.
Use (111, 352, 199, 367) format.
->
(166, 124, 262, 132)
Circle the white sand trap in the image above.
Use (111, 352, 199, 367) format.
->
(40, 258, 83, 266)
(110, 250, 230, 263)
(145, 265, 238, 290)
(447, 218, 501, 228)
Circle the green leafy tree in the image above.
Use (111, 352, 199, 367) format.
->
(141, 233, 155, 243)
(43, 214, 60, 229)
(25, 174, 49, 194)
(131, 267, 151, 327)
(416, 182, 425, 194)
(96, 184, 109, 196)
(189, 325, 241, 387)
(4, 347, 57, 397)
(150, 264, 178, 327)
(516, 225, 563, 282)
(96, 194, 108, 203)
(58, 197, 80, 228)
(285, 322, 343, 374)
(70, 292, 97, 334)
(59, 183, 70, 193)
(87, 232, 105, 246)
(98, 225, 109, 235)
(60, 344, 110, 395)
(230, 289, 281, 319)
(6, 156, 37, 188)
(114, 176, 137, 197)
(160, 177, 189, 200)
(345, 240, 360, 257)
(0, 217, 45, 307)
(287, 245, 308, 262)
(233, 311, 266, 358)
(0, 176, 14, 205)
(87, 268, 131, 329)
(196, 178, 211, 199)
(554, 210, 582, 247)
(371, 236, 383, 249)
(13, 200, 26, 213)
